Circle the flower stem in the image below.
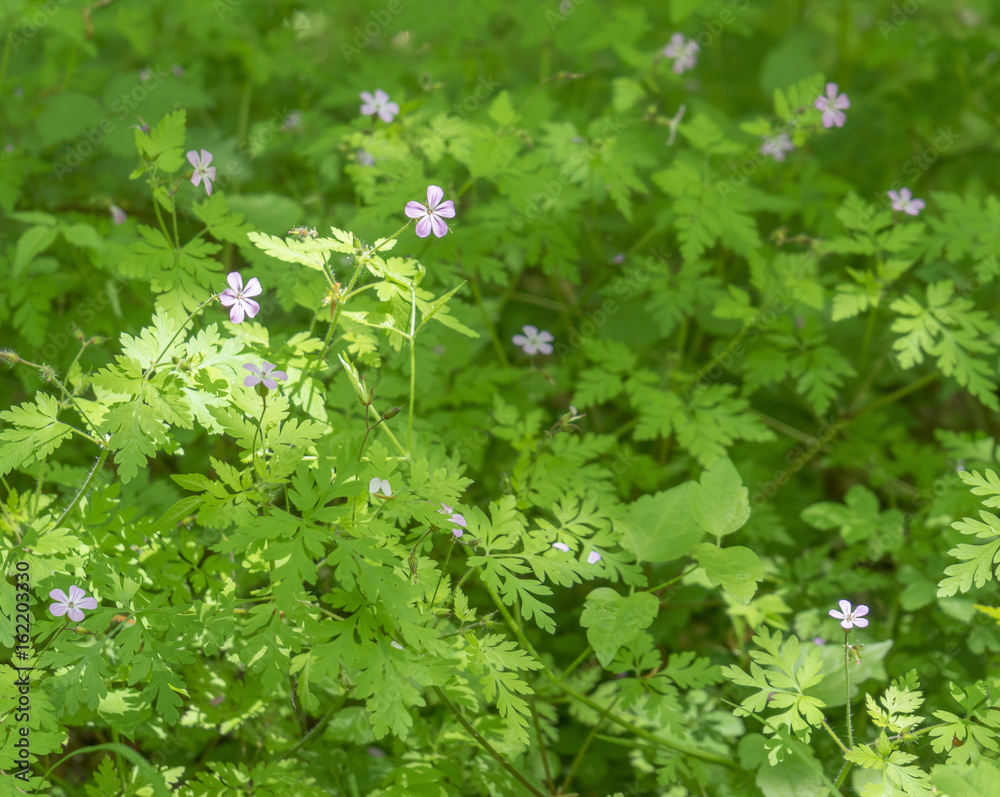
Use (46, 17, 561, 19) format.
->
(431, 685, 548, 797)
(52, 444, 110, 530)
(143, 296, 218, 379)
(844, 632, 854, 748)
(407, 283, 417, 456)
(820, 716, 850, 754)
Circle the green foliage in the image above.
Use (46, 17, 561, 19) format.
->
(3, 1, 1000, 795)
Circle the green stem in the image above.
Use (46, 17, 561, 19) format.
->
(143, 296, 217, 379)
(408, 283, 416, 456)
(844, 633, 854, 749)
(559, 680, 739, 769)
(432, 686, 547, 797)
(0, 31, 12, 96)
(821, 715, 849, 754)
(852, 371, 940, 418)
(560, 695, 619, 794)
(52, 445, 110, 530)
(467, 275, 510, 366)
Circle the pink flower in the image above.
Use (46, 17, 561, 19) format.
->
(512, 325, 554, 355)
(761, 133, 795, 161)
(187, 149, 217, 195)
(663, 33, 699, 73)
(360, 89, 399, 123)
(243, 361, 288, 389)
(888, 188, 925, 216)
(405, 185, 456, 238)
(587, 551, 602, 564)
(829, 600, 869, 630)
(815, 83, 850, 128)
(110, 204, 127, 225)
(49, 585, 98, 622)
(219, 271, 262, 324)
(438, 503, 467, 537)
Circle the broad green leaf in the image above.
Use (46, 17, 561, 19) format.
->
(619, 482, 703, 563)
(695, 543, 764, 605)
(691, 457, 750, 539)
(580, 588, 659, 667)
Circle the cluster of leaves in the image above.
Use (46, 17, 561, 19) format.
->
(3, 0, 1000, 796)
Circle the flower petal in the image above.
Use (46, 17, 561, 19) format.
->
(414, 216, 432, 238)
(374, 89, 389, 104)
(199, 149, 213, 166)
(67, 607, 85, 622)
(852, 617, 869, 628)
(50, 603, 70, 617)
(426, 185, 444, 207)
(241, 298, 260, 319)
(244, 363, 262, 375)
(219, 292, 237, 307)
(67, 585, 86, 602)
(853, 605, 869, 617)
(270, 370, 288, 381)
(435, 200, 456, 218)
(838, 599, 852, 615)
(405, 201, 427, 219)
(76, 597, 98, 611)
(50, 588, 69, 604)
(429, 215, 450, 237)
(369, 478, 381, 493)
(187, 150, 200, 169)
(227, 272, 244, 292)
(229, 303, 246, 324)
(244, 375, 260, 387)
(242, 277, 262, 297)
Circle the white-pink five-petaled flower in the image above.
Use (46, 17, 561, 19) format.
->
(439, 503, 467, 537)
(360, 89, 399, 123)
(512, 325, 554, 356)
(49, 585, 98, 622)
(663, 33, 699, 74)
(243, 361, 288, 389)
(761, 133, 795, 162)
(187, 149, 216, 195)
(829, 599, 869, 630)
(405, 185, 456, 238)
(815, 83, 850, 129)
(219, 271, 262, 324)
(888, 188, 925, 216)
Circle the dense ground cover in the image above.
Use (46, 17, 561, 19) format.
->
(2, 0, 1000, 795)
